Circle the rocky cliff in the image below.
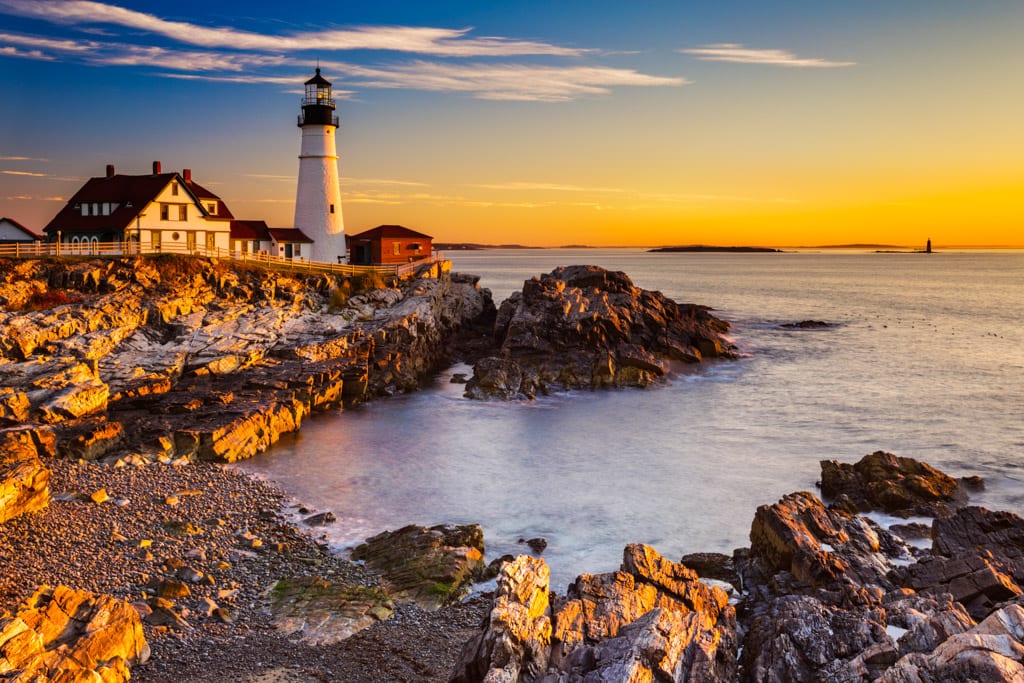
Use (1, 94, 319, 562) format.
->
(0, 255, 493, 494)
(465, 265, 736, 399)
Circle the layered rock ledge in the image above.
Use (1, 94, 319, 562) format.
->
(466, 265, 736, 399)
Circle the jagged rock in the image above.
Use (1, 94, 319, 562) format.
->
(879, 604, 1024, 682)
(883, 592, 976, 655)
(895, 550, 1022, 621)
(0, 585, 149, 681)
(747, 490, 907, 594)
(264, 576, 393, 645)
(931, 506, 1024, 581)
(820, 451, 967, 516)
(740, 593, 897, 682)
(351, 523, 486, 608)
(465, 265, 735, 399)
(453, 544, 738, 683)
(0, 426, 52, 524)
(452, 555, 552, 683)
(59, 417, 125, 461)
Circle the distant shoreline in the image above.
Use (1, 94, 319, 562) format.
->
(433, 242, 1024, 252)
(648, 245, 784, 253)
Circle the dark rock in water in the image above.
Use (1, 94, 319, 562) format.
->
(680, 551, 740, 588)
(779, 320, 831, 329)
(888, 522, 932, 541)
(820, 451, 969, 516)
(465, 265, 735, 399)
(518, 537, 547, 554)
(449, 372, 469, 384)
(453, 544, 738, 683)
(350, 523, 486, 609)
(303, 511, 337, 526)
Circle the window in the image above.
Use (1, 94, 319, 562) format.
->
(179, 205, 187, 221)
(330, 204, 335, 214)
(207, 203, 216, 213)
(92, 203, 99, 216)
(160, 204, 169, 221)
(171, 181, 179, 196)
(393, 242, 401, 256)
(81, 204, 89, 216)
(294, 244, 301, 257)
(102, 203, 110, 216)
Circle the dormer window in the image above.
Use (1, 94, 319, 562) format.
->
(207, 202, 216, 214)
(81, 204, 89, 216)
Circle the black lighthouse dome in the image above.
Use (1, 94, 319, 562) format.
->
(298, 68, 338, 127)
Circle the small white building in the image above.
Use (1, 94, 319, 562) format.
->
(0, 217, 41, 243)
(42, 162, 233, 254)
(230, 220, 313, 260)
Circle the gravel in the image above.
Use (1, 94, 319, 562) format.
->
(0, 457, 489, 682)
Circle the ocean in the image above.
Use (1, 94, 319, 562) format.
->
(238, 249, 1024, 590)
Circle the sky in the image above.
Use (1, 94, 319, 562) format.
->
(1, 0, 1022, 247)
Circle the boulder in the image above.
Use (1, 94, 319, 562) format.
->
(0, 427, 52, 524)
(465, 265, 735, 399)
(0, 585, 149, 681)
(820, 451, 966, 516)
(264, 576, 394, 645)
(351, 523, 486, 608)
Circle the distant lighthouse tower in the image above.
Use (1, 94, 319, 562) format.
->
(294, 68, 346, 263)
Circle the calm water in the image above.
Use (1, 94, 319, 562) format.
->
(239, 249, 1024, 589)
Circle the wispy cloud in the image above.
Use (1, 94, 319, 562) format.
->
(0, 30, 98, 51)
(93, 46, 288, 72)
(326, 59, 688, 102)
(0, 45, 53, 60)
(343, 177, 430, 188)
(680, 43, 854, 68)
(472, 181, 625, 193)
(0, 155, 48, 161)
(1, 170, 48, 177)
(0, 0, 587, 57)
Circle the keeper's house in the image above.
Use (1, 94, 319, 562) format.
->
(42, 162, 233, 253)
(346, 225, 433, 266)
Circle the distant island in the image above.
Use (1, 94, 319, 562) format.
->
(434, 243, 541, 250)
(648, 245, 784, 253)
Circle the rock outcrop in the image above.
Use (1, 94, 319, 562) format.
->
(351, 524, 487, 608)
(264, 576, 394, 645)
(452, 544, 738, 682)
(0, 584, 149, 682)
(465, 265, 735, 399)
(0, 256, 494, 467)
(0, 426, 54, 523)
(820, 451, 968, 516)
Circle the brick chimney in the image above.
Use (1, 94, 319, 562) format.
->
(105, 164, 115, 178)
(183, 168, 191, 183)
(152, 160, 161, 174)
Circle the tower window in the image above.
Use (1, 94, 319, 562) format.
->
(330, 204, 335, 214)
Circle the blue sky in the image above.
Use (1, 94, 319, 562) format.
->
(2, 1, 1022, 246)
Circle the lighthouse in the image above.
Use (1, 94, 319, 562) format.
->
(294, 68, 346, 263)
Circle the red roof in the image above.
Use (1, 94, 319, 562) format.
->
(267, 227, 314, 244)
(230, 220, 271, 240)
(346, 224, 433, 242)
(187, 180, 234, 219)
(0, 217, 42, 240)
(43, 170, 233, 235)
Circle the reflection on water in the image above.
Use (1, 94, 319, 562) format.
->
(239, 250, 1024, 589)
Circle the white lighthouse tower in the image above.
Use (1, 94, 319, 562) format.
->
(294, 68, 346, 263)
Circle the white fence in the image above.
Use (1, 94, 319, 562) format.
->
(0, 240, 445, 279)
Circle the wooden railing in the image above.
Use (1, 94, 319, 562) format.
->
(0, 240, 445, 279)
